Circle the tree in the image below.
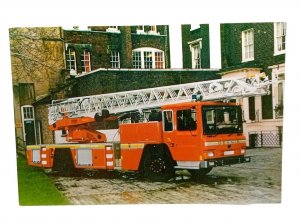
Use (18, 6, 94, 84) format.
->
(9, 27, 65, 93)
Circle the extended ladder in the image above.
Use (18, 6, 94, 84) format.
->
(48, 73, 272, 125)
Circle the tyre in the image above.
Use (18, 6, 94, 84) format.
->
(143, 153, 174, 182)
(188, 167, 212, 180)
(52, 148, 75, 177)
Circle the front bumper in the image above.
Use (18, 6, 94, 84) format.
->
(200, 155, 251, 168)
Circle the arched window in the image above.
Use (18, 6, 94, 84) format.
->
(132, 47, 165, 69)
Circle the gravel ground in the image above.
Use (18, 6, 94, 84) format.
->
(52, 147, 282, 205)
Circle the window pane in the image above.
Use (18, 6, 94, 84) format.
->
(191, 44, 201, 68)
(132, 51, 142, 68)
(110, 51, 120, 68)
(22, 106, 34, 120)
(137, 26, 144, 31)
(150, 25, 156, 32)
(81, 49, 91, 72)
(275, 22, 286, 53)
(202, 106, 243, 135)
(177, 109, 197, 131)
(144, 51, 153, 69)
(278, 83, 283, 105)
(163, 111, 173, 131)
(242, 29, 254, 60)
(155, 52, 164, 69)
(66, 48, 76, 71)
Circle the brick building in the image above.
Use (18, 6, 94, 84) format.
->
(181, 24, 210, 69)
(63, 25, 171, 76)
(220, 22, 286, 146)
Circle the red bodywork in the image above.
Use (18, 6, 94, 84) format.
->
(27, 101, 248, 173)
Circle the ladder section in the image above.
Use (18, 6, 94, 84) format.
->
(48, 74, 272, 125)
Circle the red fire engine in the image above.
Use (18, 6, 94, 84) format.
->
(26, 74, 271, 181)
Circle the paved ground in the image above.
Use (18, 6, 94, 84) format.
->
(52, 147, 282, 205)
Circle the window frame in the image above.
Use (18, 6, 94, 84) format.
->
(162, 110, 174, 132)
(80, 49, 91, 73)
(110, 51, 120, 68)
(274, 22, 286, 55)
(242, 29, 254, 62)
(176, 109, 197, 131)
(188, 38, 202, 69)
(136, 25, 145, 34)
(21, 105, 37, 145)
(66, 47, 77, 72)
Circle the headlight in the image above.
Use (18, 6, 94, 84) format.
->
(207, 151, 214, 157)
(241, 149, 245, 154)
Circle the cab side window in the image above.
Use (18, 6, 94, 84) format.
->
(177, 109, 197, 131)
(163, 111, 173, 131)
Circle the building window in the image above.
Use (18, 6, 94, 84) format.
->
(189, 39, 202, 69)
(136, 25, 145, 34)
(81, 49, 91, 73)
(18, 83, 35, 104)
(132, 51, 142, 69)
(242, 29, 254, 62)
(144, 51, 153, 69)
(275, 73, 285, 118)
(191, 44, 201, 68)
(149, 25, 157, 33)
(132, 48, 165, 69)
(21, 105, 36, 145)
(136, 25, 159, 35)
(110, 51, 120, 68)
(66, 48, 77, 72)
(155, 52, 164, 69)
(248, 97, 256, 121)
(106, 26, 120, 33)
(274, 22, 286, 55)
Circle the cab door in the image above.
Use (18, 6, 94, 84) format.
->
(162, 107, 200, 161)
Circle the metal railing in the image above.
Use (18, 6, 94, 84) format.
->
(248, 130, 282, 148)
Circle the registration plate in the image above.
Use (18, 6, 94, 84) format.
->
(224, 150, 234, 156)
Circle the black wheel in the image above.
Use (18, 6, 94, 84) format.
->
(144, 153, 174, 182)
(188, 167, 212, 180)
(52, 148, 75, 177)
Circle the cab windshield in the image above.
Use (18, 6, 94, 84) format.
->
(202, 105, 243, 135)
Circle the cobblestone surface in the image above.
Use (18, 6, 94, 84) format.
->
(52, 147, 282, 204)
